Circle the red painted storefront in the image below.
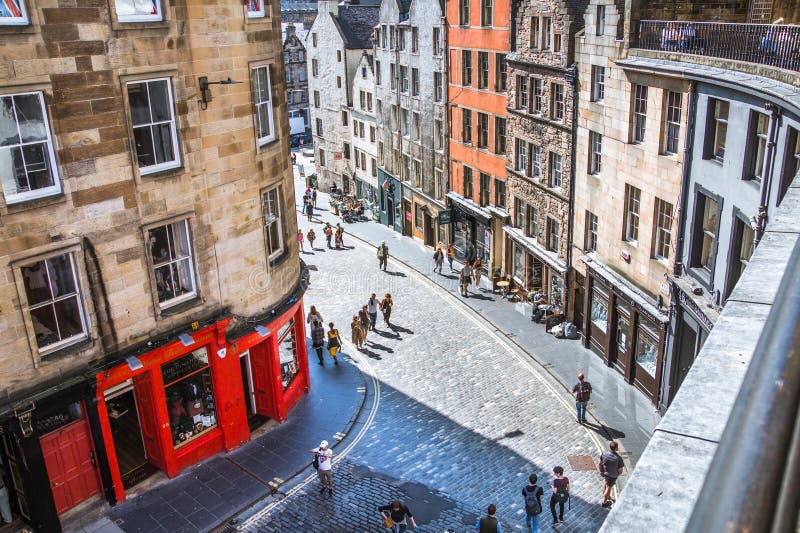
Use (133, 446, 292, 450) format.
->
(94, 301, 309, 503)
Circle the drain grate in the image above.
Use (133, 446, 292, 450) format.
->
(567, 455, 597, 471)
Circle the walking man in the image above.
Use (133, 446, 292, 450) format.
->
(311, 320, 325, 365)
(312, 186, 318, 208)
(307, 228, 316, 250)
(380, 293, 393, 326)
(572, 373, 593, 424)
(475, 503, 502, 533)
(310, 440, 334, 495)
(599, 440, 624, 508)
(305, 200, 314, 222)
(377, 241, 389, 271)
(459, 262, 473, 297)
(446, 244, 455, 271)
(324, 223, 333, 249)
(367, 293, 379, 331)
(522, 474, 544, 533)
(433, 247, 444, 273)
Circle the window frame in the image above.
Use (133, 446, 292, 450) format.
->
(591, 65, 605, 103)
(459, 0, 470, 25)
(147, 218, 199, 310)
(690, 188, 722, 283)
(0, 0, 29, 25)
(246, 0, 266, 18)
(549, 152, 563, 189)
(463, 165, 473, 198)
(479, 172, 491, 207)
(116, 0, 163, 23)
(653, 197, 673, 262)
(126, 77, 182, 176)
(662, 90, 682, 155)
(585, 211, 598, 252)
(462, 109, 472, 144)
(551, 83, 564, 121)
(494, 178, 506, 209)
(263, 186, 286, 262)
(494, 117, 506, 155)
(547, 217, 560, 252)
(495, 53, 507, 92)
(596, 5, 605, 36)
(746, 111, 769, 182)
(589, 131, 602, 175)
(632, 84, 648, 144)
(515, 138, 527, 173)
(481, 0, 493, 26)
(624, 183, 641, 244)
(478, 51, 489, 90)
(705, 98, 729, 162)
(252, 65, 276, 146)
(725, 211, 755, 298)
(477, 112, 489, 149)
(462, 51, 473, 87)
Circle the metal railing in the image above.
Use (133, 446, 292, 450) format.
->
(685, 241, 800, 532)
(635, 20, 800, 72)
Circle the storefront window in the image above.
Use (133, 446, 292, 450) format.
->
(35, 401, 83, 434)
(550, 274, 563, 310)
(590, 290, 608, 333)
(617, 315, 629, 352)
(162, 347, 217, 448)
(636, 331, 658, 377)
(278, 320, 299, 390)
(513, 244, 525, 283)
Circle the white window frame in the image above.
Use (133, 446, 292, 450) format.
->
(591, 66, 605, 102)
(516, 138, 527, 172)
(149, 219, 198, 309)
(246, 0, 266, 18)
(625, 184, 641, 244)
(0, 0, 29, 25)
(127, 78, 181, 175)
(586, 211, 598, 252)
(531, 144, 541, 179)
(551, 83, 564, 121)
(663, 90, 682, 155)
(590, 131, 602, 175)
(550, 152, 563, 189)
(653, 198, 673, 262)
(116, 0, 163, 23)
(253, 65, 276, 146)
(632, 84, 648, 144)
(264, 187, 285, 262)
(0, 91, 62, 204)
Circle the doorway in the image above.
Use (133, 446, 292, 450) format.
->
(105, 384, 153, 489)
(424, 213, 434, 247)
(386, 196, 395, 227)
(402, 199, 412, 236)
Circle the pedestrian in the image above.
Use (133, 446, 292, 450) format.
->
(327, 322, 341, 365)
(433, 247, 444, 273)
(306, 200, 314, 222)
(377, 241, 389, 271)
(309, 440, 334, 495)
(473, 257, 483, 290)
(379, 500, 417, 532)
(291, 152, 296, 165)
(297, 229, 304, 251)
(324, 223, 333, 248)
(307, 228, 316, 249)
(571, 373, 593, 424)
(307, 305, 324, 325)
(599, 440, 624, 508)
(380, 293, 393, 326)
(351, 315, 364, 350)
(311, 320, 325, 365)
(522, 473, 544, 533)
(474, 503, 502, 533)
(312, 186, 318, 208)
(367, 293, 379, 331)
(447, 244, 456, 271)
(549, 466, 570, 526)
(358, 305, 370, 341)
(335, 224, 344, 249)
(459, 261, 473, 297)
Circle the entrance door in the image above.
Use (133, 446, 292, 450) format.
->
(614, 309, 631, 374)
(239, 351, 256, 417)
(249, 342, 279, 419)
(133, 372, 165, 471)
(424, 213, 434, 247)
(106, 387, 151, 489)
(386, 197, 395, 227)
(40, 415, 101, 515)
(402, 199, 412, 236)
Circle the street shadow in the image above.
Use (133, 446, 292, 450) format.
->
(359, 347, 383, 360)
(367, 342, 394, 353)
(384, 271, 407, 277)
(464, 292, 494, 301)
(389, 324, 414, 335)
(375, 329, 401, 340)
(584, 421, 626, 440)
(437, 273, 459, 280)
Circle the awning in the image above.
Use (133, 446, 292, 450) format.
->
(446, 192, 491, 225)
(503, 225, 567, 275)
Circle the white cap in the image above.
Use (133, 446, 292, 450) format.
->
(320, 440, 329, 448)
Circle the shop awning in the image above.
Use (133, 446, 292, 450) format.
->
(503, 225, 567, 275)
(446, 192, 492, 225)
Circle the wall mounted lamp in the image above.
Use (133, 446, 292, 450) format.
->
(198, 76, 243, 110)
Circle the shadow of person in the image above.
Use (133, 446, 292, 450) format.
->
(367, 342, 394, 353)
(389, 324, 414, 335)
(584, 421, 626, 440)
(465, 292, 493, 301)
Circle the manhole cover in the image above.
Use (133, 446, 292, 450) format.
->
(568, 455, 597, 471)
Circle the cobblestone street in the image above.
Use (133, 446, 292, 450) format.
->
(228, 174, 614, 532)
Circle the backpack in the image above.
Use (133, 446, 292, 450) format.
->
(524, 485, 542, 515)
(554, 479, 568, 503)
(576, 382, 591, 402)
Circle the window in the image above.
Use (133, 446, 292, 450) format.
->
(370, 125, 376, 142)
(531, 17, 540, 48)
(495, 117, 506, 155)
(312, 59, 319, 77)
(435, 119, 444, 150)
(531, 144, 541, 179)
(463, 166, 473, 198)
(403, 155, 410, 180)
(459, 0, 469, 25)
(337, 50, 342, 62)
(390, 63, 396, 90)
(381, 25, 387, 48)
(21, 253, 87, 352)
(336, 76, 341, 89)
(547, 218, 560, 252)
(462, 109, 472, 144)
(312, 33, 317, 47)
(513, 243, 526, 282)
(415, 204, 423, 228)
(0, 92, 60, 203)
(478, 172, 491, 206)
(526, 205, 537, 237)
(413, 159, 421, 186)
(477, 112, 489, 149)
(481, 0, 493, 25)
(494, 178, 506, 208)
(779, 128, 800, 205)
(706, 98, 729, 162)
(116, 0, 162, 22)
(360, 91, 366, 109)
(663, 91, 682, 155)
(589, 131, 602, 175)
(412, 112, 420, 141)
(693, 193, 719, 274)
(435, 168, 444, 199)
(624, 184, 641, 243)
(728, 216, 755, 293)
(434, 72, 443, 102)
(319, 149, 325, 166)
(585, 211, 598, 252)
(376, 60, 382, 85)
(313, 90, 320, 108)
(367, 93, 373, 111)
(433, 27, 442, 56)
(515, 138, 527, 172)
(553, 33, 562, 53)
(315, 118, 323, 136)
(378, 141, 384, 164)
(278, 320, 300, 389)
(401, 108, 410, 136)
(748, 111, 769, 181)
(543, 17, 552, 49)
(591, 66, 605, 102)
(412, 68, 419, 96)
(412, 27, 419, 53)
(551, 83, 564, 121)
(495, 53, 507, 91)
(632, 84, 648, 144)
(398, 28, 406, 51)
(462, 51, 473, 86)
(514, 198, 525, 228)
(162, 347, 218, 448)
(517, 76, 528, 110)
(532, 79, 543, 114)
(343, 142, 350, 160)
(299, 67, 306, 82)
(400, 66, 409, 93)
(653, 198, 673, 261)
(263, 187, 285, 261)
(550, 152, 563, 189)
(390, 25, 395, 49)
(591, 290, 608, 333)
(128, 78, 180, 174)
(596, 5, 605, 35)
(341, 111, 349, 127)
(478, 52, 489, 89)
(149, 219, 197, 308)
(372, 158, 377, 177)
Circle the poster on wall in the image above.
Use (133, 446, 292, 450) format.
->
(0, 0, 28, 24)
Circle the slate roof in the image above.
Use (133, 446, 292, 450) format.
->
(335, 5, 380, 49)
(281, 0, 317, 13)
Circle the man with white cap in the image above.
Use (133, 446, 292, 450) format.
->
(310, 439, 334, 495)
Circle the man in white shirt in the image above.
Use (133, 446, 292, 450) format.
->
(367, 294, 380, 331)
(310, 440, 334, 495)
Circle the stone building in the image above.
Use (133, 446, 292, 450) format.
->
(0, 1, 305, 529)
(350, 52, 380, 203)
(446, 0, 510, 271)
(374, 0, 448, 246)
(503, 0, 588, 321)
(307, 0, 379, 192)
(281, 0, 318, 27)
(284, 24, 311, 134)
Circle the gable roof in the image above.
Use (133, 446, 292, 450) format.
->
(335, 5, 380, 49)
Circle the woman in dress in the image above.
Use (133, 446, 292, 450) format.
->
(326, 322, 341, 365)
(473, 257, 483, 290)
(380, 293, 394, 326)
(351, 315, 364, 350)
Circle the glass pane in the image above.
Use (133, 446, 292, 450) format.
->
(46, 254, 76, 297)
(127, 83, 151, 126)
(636, 335, 658, 377)
(154, 264, 176, 302)
(617, 317, 629, 352)
(550, 274, 563, 308)
(174, 258, 194, 295)
(0, 96, 21, 147)
(149, 225, 171, 264)
(164, 363, 216, 448)
(702, 198, 718, 233)
(2, 146, 28, 194)
(21, 142, 54, 190)
(267, 221, 280, 255)
(133, 125, 155, 167)
(22, 261, 51, 306)
(152, 123, 174, 165)
(148, 80, 172, 123)
(172, 221, 190, 258)
(257, 104, 270, 139)
(15, 94, 47, 143)
(53, 296, 84, 340)
(278, 326, 299, 390)
(590, 293, 608, 333)
(30, 304, 58, 348)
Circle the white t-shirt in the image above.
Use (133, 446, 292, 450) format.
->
(367, 299, 379, 313)
(317, 448, 333, 471)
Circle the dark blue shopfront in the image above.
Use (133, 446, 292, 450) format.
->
(378, 169, 407, 235)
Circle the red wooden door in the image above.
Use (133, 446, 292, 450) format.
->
(250, 343, 279, 419)
(40, 418, 101, 515)
(133, 372, 165, 471)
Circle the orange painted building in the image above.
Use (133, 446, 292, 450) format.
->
(446, 0, 511, 273)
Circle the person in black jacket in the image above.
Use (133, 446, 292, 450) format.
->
(378, 500, 416, 532)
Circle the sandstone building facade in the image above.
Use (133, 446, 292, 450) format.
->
(284, 24, 311, 134)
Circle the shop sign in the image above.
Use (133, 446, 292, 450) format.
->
(677, 287, 715, 330)
(438, 210, 452, 225)
(334, 152, 343, 160)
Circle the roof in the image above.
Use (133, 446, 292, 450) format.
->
(281, 0, 317, 13)
(335, 5, 380, 49)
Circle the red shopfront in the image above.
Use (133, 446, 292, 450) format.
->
(94, 302, 309, 504)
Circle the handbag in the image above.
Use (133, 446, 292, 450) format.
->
(382, 515, 393, 528)
(312, 453, 319, 470)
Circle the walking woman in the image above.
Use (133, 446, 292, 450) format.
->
(380, 293, 394, 326)
(446, 244, 456, 271)
(311, 320, 325, 365)
(433, 247, 444, 273)
(473, 257, 483, 290)
(351, 315, 364, 350)
(307, 228, 316, 249)
(297, 229, 304, 251)
(335, 224, 344, 249)
(307, 305, 324, 326)
(549, 465, 570, 526)
(358, 305, 370, 341)
(327, 322, 341, 365)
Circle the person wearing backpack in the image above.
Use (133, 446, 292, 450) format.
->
(599, 440, 624, 508)
(521, 473, 544, 532)
(474, 503, 502, 533)
(571, 373, 593, 424)
(549, 466, 570, 526)
(377, 241, 389, 271)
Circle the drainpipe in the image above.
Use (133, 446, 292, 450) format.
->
(566, 63, 578, 320)
(672, 81, 698, 277)
(755, 102, 781, 245)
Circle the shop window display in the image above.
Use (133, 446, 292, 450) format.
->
(636, 332, 658, 377)
(278, 320, 299, 390)
(549, 274, 563, 310)
(162, 347, 217, 448)
(590, 291, 608, 333)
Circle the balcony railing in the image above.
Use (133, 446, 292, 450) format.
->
(635, 20, 800, 73)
